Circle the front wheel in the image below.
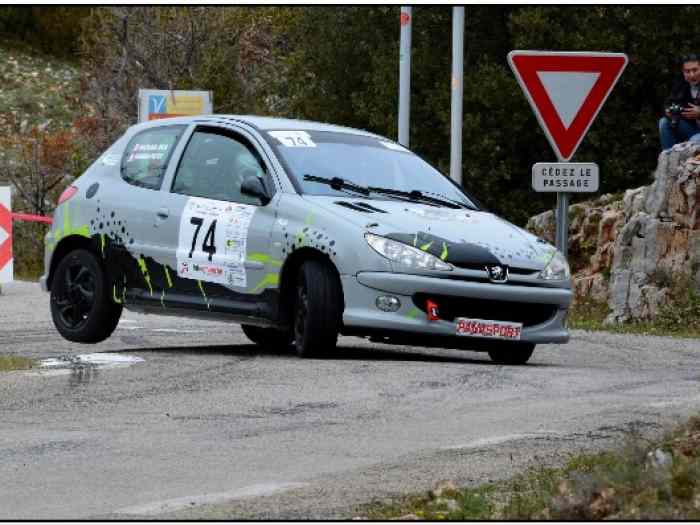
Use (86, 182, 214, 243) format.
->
(488, 342, 535, 365)
(293, 260, 342, 358)
(241, 324, 292, 349)
(50, 249, 122, 343)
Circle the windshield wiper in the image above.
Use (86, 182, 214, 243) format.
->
(303, 174, 370, 196)
(418, 190, 476, 210)
(367, 186, 463, 209)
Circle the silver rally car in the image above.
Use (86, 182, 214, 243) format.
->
(41, 115, 572, 364)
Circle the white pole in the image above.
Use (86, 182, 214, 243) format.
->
(450, 7, 465, 184)
(398, 6, 412, 147)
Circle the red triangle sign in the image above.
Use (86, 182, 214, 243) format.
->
(508, 51, 627, 161)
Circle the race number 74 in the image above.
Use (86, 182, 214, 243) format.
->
(188, 217, 217, 261)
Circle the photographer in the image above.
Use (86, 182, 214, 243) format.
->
(659, 53, 700, 150)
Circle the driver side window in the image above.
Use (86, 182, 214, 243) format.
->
(172, 128, 269, 205)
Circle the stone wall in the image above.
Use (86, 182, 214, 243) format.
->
(526, 141, 700, 323)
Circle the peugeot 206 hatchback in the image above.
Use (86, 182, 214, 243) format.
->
(41, 115, 572, 364)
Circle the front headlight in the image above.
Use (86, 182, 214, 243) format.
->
(365, 233, 452, 271)
(539, 250, 570, 280)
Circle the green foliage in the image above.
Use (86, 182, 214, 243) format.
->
(7, 5, 700, 229)
(265, 6, 700, 225)
(0, 7, 89, 59)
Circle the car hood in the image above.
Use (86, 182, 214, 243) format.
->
(305, 196, 557, 271)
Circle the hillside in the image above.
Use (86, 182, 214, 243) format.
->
(0, 41, 81, 137)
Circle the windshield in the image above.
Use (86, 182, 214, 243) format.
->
(265, 130, 477, 208)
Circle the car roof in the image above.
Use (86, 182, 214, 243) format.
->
(128, 114, 385, 139)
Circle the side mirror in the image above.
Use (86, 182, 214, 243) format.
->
(241, 175, 271, 205)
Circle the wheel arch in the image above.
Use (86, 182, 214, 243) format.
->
(277, 247, 345, 326)
(47, 235, 97, 291)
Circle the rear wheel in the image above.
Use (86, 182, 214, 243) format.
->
(50, 249, 122, 343)
(241, 324, 292, 349)
(293, 259, 342, 358)
(488, 342, 535, 365)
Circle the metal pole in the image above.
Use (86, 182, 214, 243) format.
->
(556, 192, 569, 258)
(398, 6, 412, 147)
(450, 7, 464, 184)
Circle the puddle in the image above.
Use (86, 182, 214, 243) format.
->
(39, 353, 145, 370)
(26, 353, 144, 385)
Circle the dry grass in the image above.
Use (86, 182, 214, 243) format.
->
(0, 354, 34, 371)
(358, 417, 700, 520)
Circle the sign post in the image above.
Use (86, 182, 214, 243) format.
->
(0, 187, 13, 290)
(508, 51, 628, 258)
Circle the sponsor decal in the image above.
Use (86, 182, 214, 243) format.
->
(486, 265, 509, 283)
(456, 318, 522, 340)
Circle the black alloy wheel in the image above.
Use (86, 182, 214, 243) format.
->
(50, 249, 122, 343)
(54, 262, 96, 330)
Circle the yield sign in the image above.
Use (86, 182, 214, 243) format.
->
(0, 187, 12, 284)
(508, 51, 628, 161)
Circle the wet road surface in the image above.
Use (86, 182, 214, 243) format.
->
(1, 280, 699, 519)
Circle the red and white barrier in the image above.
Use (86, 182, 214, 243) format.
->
(11, 212, 53, 225)
(0, 187, 53, 285)
(0, 187, 12, 284)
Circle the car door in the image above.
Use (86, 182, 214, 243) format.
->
(154, 124, 280, 316)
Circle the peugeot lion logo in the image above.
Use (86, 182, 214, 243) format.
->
(486, 265, 508, 283)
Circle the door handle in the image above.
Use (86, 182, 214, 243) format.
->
(156, 207, 169, 219)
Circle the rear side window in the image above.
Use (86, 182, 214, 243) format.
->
(121, 125, 185, 190)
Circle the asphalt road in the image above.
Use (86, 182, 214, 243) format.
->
(1, 280, 699, 519)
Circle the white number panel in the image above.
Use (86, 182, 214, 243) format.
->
(268, 130, 316, 148)
(176, 197, 256, 288)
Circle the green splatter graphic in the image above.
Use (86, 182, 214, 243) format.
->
(197, 279, 210, 309)
(406, 307, 421, 319)
(113, 285, 122, 304)
(160, 265, 174, 308)
(440, 242, 449, 261)
(100, 234, 106, 258)
(420, 241, 433, 251)
(535, 248, 557, 264)
(247, 253, 282, 267)
(251, 273, 280, 293)
(113, 275, 127, 305)
(46, 201, 90, 251)
(164, 265, 173, 288)
(137, 255, 153, 296)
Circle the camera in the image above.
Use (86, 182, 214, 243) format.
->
(666, 103, 684, 128)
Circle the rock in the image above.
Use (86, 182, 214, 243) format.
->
(528, 140, 700, 322)
(434, 498, 460, 512)
(429, 480, 458, 499)
(646, 448, 673, 469)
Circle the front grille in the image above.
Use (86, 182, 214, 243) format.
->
(413, 293, 557, 327)
(449, 262, 538, 275)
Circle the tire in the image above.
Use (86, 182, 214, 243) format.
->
(293, 259, 342, 358)
(241, 324, 292, 349)
(488, 342, 535, 365)
(50, 249, 122, 343)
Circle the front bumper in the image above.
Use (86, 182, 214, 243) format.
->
(341, 272, 572, 345)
